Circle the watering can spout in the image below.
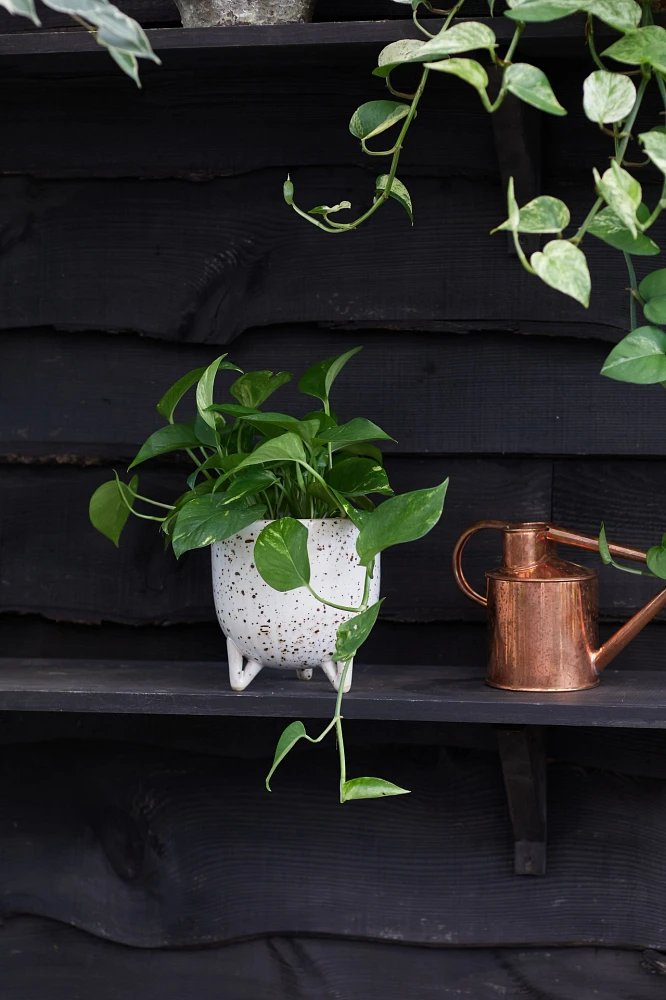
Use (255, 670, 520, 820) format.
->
(547, 526, 666, 673)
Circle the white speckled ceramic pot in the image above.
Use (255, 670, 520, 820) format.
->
(174, 0, 314, 28)
(212, 518, 380, 693)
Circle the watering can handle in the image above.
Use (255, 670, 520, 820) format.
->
(546, 525, 648, 563)
(451, 520, 509, 607)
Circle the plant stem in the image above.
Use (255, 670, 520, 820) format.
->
(570, 195, 604, 245)
(307, 585, 365, 614)
(624, 250, 639, 330)
(617, 74, 649, 166)
(503, 22, 524, 65)
(511, 229, 536, 274)
(334, 659, 352, 802)
(442, 0, 465, 31)
(413, 3, 435, 37)
(586, 16, 607, 71)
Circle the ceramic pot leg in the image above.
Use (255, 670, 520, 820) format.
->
(296, 668, 313, 681)
(227, 638, 263, 691)
(321, 659, 354, 693)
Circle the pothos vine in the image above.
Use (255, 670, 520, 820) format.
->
(286, 0, 666, 577)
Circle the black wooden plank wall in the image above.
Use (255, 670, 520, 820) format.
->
(2, 5, 666, 996)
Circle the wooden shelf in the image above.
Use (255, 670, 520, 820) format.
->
(0, 16, 606, 61)
(2, 658, 666, 726)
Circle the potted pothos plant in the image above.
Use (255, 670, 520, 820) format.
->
(285, 0, 666, 579)
(1, 0, 158, 84)
(89, 348, 448, 802)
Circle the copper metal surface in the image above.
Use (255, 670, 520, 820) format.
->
(452, 521, 666, 692)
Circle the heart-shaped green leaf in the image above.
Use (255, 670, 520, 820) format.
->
(504, 0, 580, 22)
(427, 58, 489, 103)
(128, 423, 201, 469)
(235, 432, 307, 470)
(639, 268, 666, 300)
(601, 326, 666, 383)
(196, 355, 242, 430)
(530, 240, 591, 307)
(588, 203, 660, 255)
(584, 0, 641, 30)
(416, 21, 497, 58)
(171, 497, 265, 558)
(254, 517, 311, 592)
(230, 370, 292, 409)
(495, 194, 570, 234)
(356, 480, 448, 567)
(222, 468, 277, 505)
(89, 474, 139, 546)
(266, 721, 307, 790)
(375, 175, 413, 223)
(0, 0, 40, 23)
(603, 25, 666, 73)
(643, 296, 666, 324)
(583, 70, 636, 125)
(341, 777, 411, 800)
(647, 541, 666, 579)
(639, 129, 666, 175)
(334, 600, 384, 661)
(326, 457, 392, 496)
(593, 162, 641, 237)
(374, 38, 425, 77)
(299, 347, 363, 406)
(349, 100, 410, 140)
(504, 63, 566, 116)
(318, 417, 394, 451)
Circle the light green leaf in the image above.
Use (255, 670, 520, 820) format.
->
(230, 370, 292, 409)
(426, 58, 489, 103)
(196, 355, 240, 430)
(530, 240, 591, 307)
(283, 175, 295, 205)
(356, 481, 448, 567)
(643, 296, 666, 324)
(349, 100, 410, 141)
(504, 0, 581, 22)
(254, 517, 311, 592)
(156, 368, 207, 422)
(299, 347, 363, 405)
(375, 175, 413, 223)
(266, 721, 307, 791)
(505, 176, 520, 232)
(598, 522, 612, 565)
(341, 777, 411, 801)
(588, 203, 660, 255)
(318, 417, 394, 452)
(171, 497, 265, 558)
(374, 38, 426, 77)
(647, 538, 666, 579)
(583, 70, 636, 125)
(89, 474, 138, 546)
(495, 194, 570, 234)
(593, 161, 641, 237)
(308, 202, 352, 216)
(639, 268, 666, 300)
(334, 600, 384, 660)
(108, 46, 140, 84)
(234, 432, 306, 470)
(0, 0, 40, 24)
(326, 457, 392, 497)
(639, 129, 666, 176)
(504, 63, 567, 116)
(603, 25, 666, 74)
(128, 423, 201, 469)
(583, 0, 641, 30)
(601, 326, 666, 383)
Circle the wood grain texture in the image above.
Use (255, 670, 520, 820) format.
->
(0, 918, 663, 1000)
(2, 659, 666, 725)
(1, 741, 666, 946)
(0, 175, 659, 342)
(3, 328, 663, 460)
(0, 458, 550, 623)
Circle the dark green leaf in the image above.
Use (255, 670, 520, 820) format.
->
(235, 432, 307, 470)
(598, 522, 612, 565)
(254, 517, 311, 592)
(639, 268, 666, 300)
(299, 347, 363, 406)
(194, 414, 221, 448)
(171, 497, 265, 558)
(643, 296, 666, 324)
(89, 474, 139, 546)
(326, 457, 392, 496)
(588, 204, 660, 255)
(303, 410, 338, 434)
(156, 368, 207, 422)
(223, 468, 277, 505)
(356, 481, 449, 567)
(529, 240, 591, 307)
(341, 777, 410, 800)
(266, 721, 307, 790)
(505, 63, 567, 116)
(375, 175, 413, 224)
(334, 600, 384, 660)
(340, 442, 384, 464)
(647, 539, 666, 578)
(230, 370, 292, 408)
(601, 326, 666, 383)
(349, 100, 410, 140)
(318, 417, 394, 452)
(128, 423, 201, 469)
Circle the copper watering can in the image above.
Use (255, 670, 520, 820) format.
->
(452, 521, 666, 692)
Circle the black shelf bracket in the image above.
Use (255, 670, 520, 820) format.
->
(497, 724, 547, 876)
